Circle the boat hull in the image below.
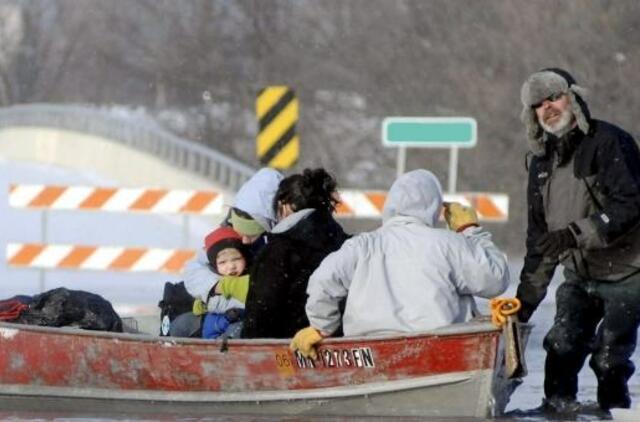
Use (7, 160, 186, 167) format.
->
(0, 320, 523, 417)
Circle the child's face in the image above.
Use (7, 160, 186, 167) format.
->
(215, 248, 246, 276)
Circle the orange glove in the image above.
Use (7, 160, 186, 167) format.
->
(443, 202, 479, 232)
(489, 297, 521, 327)
(289, 327, 323, 359)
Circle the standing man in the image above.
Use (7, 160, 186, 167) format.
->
(517, 68, 640, 412)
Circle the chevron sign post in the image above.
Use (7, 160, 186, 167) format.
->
(256, 86, 299, 170)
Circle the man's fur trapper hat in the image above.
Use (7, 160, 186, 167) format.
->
(520, 68, 591, 156)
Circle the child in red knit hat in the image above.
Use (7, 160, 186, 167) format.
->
(204, 226, 249, 277)
(199, 226, 251, 339)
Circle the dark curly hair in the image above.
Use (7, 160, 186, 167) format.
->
(273, 168, 339, 214)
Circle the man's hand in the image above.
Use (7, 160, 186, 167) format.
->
(290, 327, 323, 359)
(443, 202, 479, 232)
(536, 228, 576, 257)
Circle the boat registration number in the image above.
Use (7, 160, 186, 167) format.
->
(275, 347, 376, 370)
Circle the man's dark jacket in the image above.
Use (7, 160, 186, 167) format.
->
(517, 119, 640, 322)
(242, 209, 349, 338)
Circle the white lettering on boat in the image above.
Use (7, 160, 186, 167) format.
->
(360, 347, 375, 367)
(294, 351, 315, 368)
(291, 347, 375, 369)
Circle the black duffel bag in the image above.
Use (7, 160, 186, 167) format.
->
(14, 288, 122, 332)
(158, 281, 200, 337)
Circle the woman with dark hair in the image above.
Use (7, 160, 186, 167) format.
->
(241, 168, 349, 339)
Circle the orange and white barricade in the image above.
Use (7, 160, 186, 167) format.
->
(9, 184, 223, 214)
(6, 183, 225, 282)
(6, 243, 195, 274)
(6, 184, 508, 278)
(335, 190, 509, 222)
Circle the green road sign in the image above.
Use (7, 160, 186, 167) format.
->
(382, 117, 477, 148)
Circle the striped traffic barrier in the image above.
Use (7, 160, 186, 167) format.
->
(6, 243, 196, 274)
(336, 190, 509, 222)
(5, 184, 508, 277)
(8, 184, 224, 215)
(9, 184, 508, 221)
(256, 86, 299, 169)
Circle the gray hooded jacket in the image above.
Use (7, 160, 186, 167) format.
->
(305, 170, 509, 336)
(183, 168, 283, 304)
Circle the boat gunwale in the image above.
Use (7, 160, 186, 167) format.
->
(0, 319, 502, 346)
(0, 320, 523, 417)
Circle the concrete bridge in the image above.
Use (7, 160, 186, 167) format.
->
(0, 103, 256, 197)
(0, 104, 263, 307)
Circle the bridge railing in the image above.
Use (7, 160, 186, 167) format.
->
(0, 103, 256, 192)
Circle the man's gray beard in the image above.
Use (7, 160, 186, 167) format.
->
(540, 108, 575, 138)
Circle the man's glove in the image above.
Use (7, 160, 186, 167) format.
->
(536, 228, 576, 257)
(192, 298, 208, 316)
(443, 202, 479, 232)
(290, 327, 323, 359)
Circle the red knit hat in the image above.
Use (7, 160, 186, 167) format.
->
(203, 227, 248, 272)
(204, 227, 242, 251)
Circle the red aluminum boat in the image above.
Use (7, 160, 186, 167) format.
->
(0, 319, 526, 417)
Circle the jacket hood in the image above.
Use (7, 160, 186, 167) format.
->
(232, 168, 283, 231)
(382, 169, 443, 227)
(272, 208, 347, 250)
(520, 68, 591, 156)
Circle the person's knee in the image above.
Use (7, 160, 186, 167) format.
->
(170, 312, 202, 337)
(589, 347, 635, 379)
(543, 328, 584, 357)
(555, 279, 587, 306)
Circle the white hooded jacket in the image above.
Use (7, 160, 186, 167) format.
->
(182, 168, 283, 306)
(305, 170, 509, 336)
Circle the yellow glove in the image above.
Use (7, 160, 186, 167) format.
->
(192, 298, 207, 316)
(489, 297, 521, 327)
(443, 202, 479, 232)
(289, 327, 323, 359)
(216, 275, 250, 303)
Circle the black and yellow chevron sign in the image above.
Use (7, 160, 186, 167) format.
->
(256, 86, 299, 169)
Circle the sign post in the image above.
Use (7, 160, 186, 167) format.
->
(382, 117, 477, 193)
(396, 146, 406, 179)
